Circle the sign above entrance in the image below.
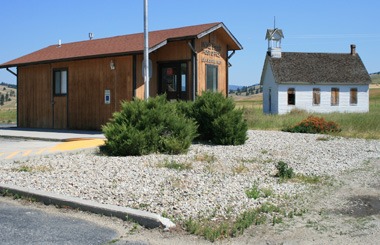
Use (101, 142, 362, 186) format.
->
(201, 41, 222, 65)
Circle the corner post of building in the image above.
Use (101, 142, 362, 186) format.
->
(188, 39, 197, 101)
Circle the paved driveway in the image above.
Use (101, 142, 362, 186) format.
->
(0, 197, 118, 245)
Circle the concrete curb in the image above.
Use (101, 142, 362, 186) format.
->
(0, 183, 176, 229)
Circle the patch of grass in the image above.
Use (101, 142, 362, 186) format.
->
(232, 163, 249, 174)
(246, 183, 274, 199)
(194, 153, 216, 163)
(245, 183, 261, 199)
(159, 159, 192, 171)
(316, 136, 332, 141)
(293, 174, 321, 184)
(12, 165, 51, 173)
(0, 109, 16, 123)
(184, 202, 282, 242)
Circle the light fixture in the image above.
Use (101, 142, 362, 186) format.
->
(110, 60, 115, 70)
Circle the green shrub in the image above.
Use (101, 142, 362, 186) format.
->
(275, 161, 294, 179)
(283, 115, 341, 134)
(102, 95, 198, 156)
(192, 91, 247, 145)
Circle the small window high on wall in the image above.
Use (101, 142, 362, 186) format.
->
(54, 69, 68, 95)
(350, 88, 358, 105)
(313, 88, 320, 105)
(331, 88, 339, 106)
(287, 88, 295, 105)
(206, 65, 218, 92)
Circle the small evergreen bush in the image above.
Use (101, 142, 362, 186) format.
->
(283, 115, 341, 134)
(102, 95, 198, 156)
(192, 91, 247, 145)
(275, 161, 294, 179)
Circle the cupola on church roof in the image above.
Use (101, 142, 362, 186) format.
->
(265, 28, 284, 40)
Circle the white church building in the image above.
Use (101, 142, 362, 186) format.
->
(260, 28, 371, 114)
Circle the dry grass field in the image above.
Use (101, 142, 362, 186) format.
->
(0, 85, 17, 124)
(235, 87, 380, 139)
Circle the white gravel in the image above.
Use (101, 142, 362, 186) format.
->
(1, 130, 379, 221)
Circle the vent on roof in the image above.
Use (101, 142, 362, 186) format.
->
(89, 32, 94, 40)
(58, 39, 61, 47)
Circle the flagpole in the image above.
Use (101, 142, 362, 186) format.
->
(143, 0, 149, 100)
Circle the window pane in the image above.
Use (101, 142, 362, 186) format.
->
(181, 63, 187, 92)
(61, 70, 67, 94)
(331, 88, 339, 106)
(313, 88, 320, 105)
(350, 88, 357, 105)
(206, 65, 218, 91)
(54, 71, 61, 95)
(287, 88, 295, 105)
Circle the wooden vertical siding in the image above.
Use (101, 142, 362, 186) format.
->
(56, 56, 134, 130)
(18, 65, 52, 128)
(18, 56, 134, 130)
(196, 29, 228, 96)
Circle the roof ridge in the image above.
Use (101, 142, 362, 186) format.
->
(49, 22, 222, 47)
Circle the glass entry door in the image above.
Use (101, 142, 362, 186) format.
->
(160, 62, 187, 100)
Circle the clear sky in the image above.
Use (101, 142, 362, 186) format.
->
(1, 0, 379, 86)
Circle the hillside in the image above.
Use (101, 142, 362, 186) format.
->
(370, 73, 380, 84)
(0, 84, 17, 124)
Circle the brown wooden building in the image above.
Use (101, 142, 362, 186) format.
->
(0, 22, 242, 130)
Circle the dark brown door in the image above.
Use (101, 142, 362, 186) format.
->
(53, 69, 68, 129)
(160, 62, 187, 100)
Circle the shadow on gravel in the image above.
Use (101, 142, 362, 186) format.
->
(336, 196, 380, 218)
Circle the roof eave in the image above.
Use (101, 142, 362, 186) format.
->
(0, 51, 145, 69)
(197, 23, 243, 50)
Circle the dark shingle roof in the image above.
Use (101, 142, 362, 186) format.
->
(266, 52, 371, 84)
(0, 22, 242, 68)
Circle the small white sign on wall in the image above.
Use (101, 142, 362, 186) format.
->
(105, 90, 111, 104)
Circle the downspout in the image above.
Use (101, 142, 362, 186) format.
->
(188, 40, 197, 101)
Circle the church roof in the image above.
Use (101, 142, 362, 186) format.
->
(263, 51, 371, 85)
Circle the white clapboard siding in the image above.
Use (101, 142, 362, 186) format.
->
(277, 84, 369, 114)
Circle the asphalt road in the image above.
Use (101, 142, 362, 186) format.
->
(0, 197, 118, 245)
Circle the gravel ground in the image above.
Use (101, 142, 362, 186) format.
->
(1, 130, 379, 222)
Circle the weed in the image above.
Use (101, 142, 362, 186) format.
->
(161, 159, 192, 171)
(261, 149, 268, 154)
(184, 202, 282, 241)
(232, 163, 249, 174)
(195, 153, 216, 163)
(275, 161, 294, 179)
(293, 174, 321, 184)
(316, 136, 331, 141)
(261, 187, 273, 198)
(15, 165, 33, 172)
(245, 183, 261, 199)
(272, 215, 283, 225)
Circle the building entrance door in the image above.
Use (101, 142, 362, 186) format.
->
(52, 69, 68, 129)
(159, 62, 187, 100)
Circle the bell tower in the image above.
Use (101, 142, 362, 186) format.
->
(265, 22, 284, 58)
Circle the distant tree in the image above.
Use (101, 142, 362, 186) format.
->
(0, 94, 4, 106)
(5, 93, 9, 102)
(10, 90, 15, 97)
(2, 87, 5, 91)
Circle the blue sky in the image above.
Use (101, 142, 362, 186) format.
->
(1, 0, 379, 86)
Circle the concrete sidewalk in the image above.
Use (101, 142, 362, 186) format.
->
(0, 126, 105, 141)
